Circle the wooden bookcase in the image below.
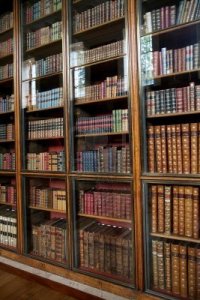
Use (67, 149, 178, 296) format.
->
(139, 0, 200, 299)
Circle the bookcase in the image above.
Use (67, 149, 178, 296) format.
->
(139, 0, 200, 299)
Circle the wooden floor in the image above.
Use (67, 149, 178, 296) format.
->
(0, 267, 79, 300)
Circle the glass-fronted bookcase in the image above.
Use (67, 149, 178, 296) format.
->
(138, 0, 200, 299)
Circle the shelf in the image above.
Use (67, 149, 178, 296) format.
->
(0, 170, 15, 175)
(70, 173, 132, 179)
(0, 53, 13, 61)
(0, 77, 13, 85)
(74, 95, 128, 106)
(25, 39, 62, 54)
(0, 201, 16, 207)
(28, 253, 67, 268)
(0, 243, 16, 252)
(29, 206, 66, 214)
(26, 105, 64, 113)
(71, 54, 126, 69)
(22, 71, 62, 83)
(153, 67, 200, 80)
(147, 110, 200, 119)
(25, 9, 61, 27)
(150, 233, 200, 244)
(27, 136, 64, 141)
(0, 110, 14, 116)
(78, 213, 131, 223)
(0, 27, 13, 36)
(141, 18, 200, 38)
(75, 131, 129, 138)
(21, 171, 65, 177)
(141, 174, 200, 181)
(0, 139, 15, 143)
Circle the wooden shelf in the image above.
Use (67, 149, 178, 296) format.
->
(78, 213, 131, 223)
(0, 139, 15, 143)
(26, 105, 64, 113)
(70, 172, 132, 179)
(141, 18, 200, 38)
(21, 171, 65, 177)
(147, 110, 200, 119)
(0, 77, 13, 84)
(71, 54, 126, 69)
(27, 136, 64, 141)
(29, 205, 66, 214)
(0, 170, 15, 175)
(22, 71, 62, 83)
(0, 53, 13, 61)
(153, 67, 200, 80)
(0, 201, 16, 207)
(150, 233, 200, 243)
(0, 27, 13, 36)
(76, 131, 129, 138)
(74, 95, 128, 106)
(141, 173, 200, 181)
(73, 17, 125, 36)
(25, 39, 62, 54)
(0, 110, 14, 116)
(25, 9, 61, 27)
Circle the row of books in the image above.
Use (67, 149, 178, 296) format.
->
(75, 109, 128, 135)
(0, 207, 16, 248)
(0, 184, 16, 205)
(32, 217, 67, 263)
(0, 11, 13, 34)
(0, 63, 13, 80)
(27, 87, 63, 110)
(73, 0, 125, 34)
(0, 95, 14, 113)
(147, 123, 200, 174)
(151, 185, 199, 239)
(143, 0, 200, 34)
(71, 40, 125, 67)
(76, 145, 130, 174)
(79, 186, 131, 219)
(74, 75, 127, 102)
(28, 117, 63, 139)
(152, 239, 200, 298)
(79, 221, 132, 279)
(0, 153, 15, 170)
(29, 186, 66, 211)
(25, 0, 62, 24)
(35, 53, 62, 77)
(26, 21, 62, 50)
(27, 151, 65, 172)
(0, 123, 14, 140)
(0, 38, 13, 58)
(152, 43, 200, 77)
(146, 82, 200, 116)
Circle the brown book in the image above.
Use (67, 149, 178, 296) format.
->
(157, 240, 165, 290)
(179, 244, 188, 298)
(190, 123, 198, 174)
(178, 186, 185, 236)
(188, 246, 197, 299)
(181, 123, 190, 174)
(154, 125, 162, 173)
(151, 185, 158, 233)
(164, 242, 171, 292)
(147, 125, 155, 173)
(175, 124, 183, 174)
(193, 187, 199, 239)
(198, 123, 200, 173)
(160, 125, 167, 173)
(184, 186, 193, 237)
(152, 240, 158, 288)
(171, 125, 177, 173)
(164, 186, 171, 234)
(173, 186, 179, 235)
(166, 125, 173, 173)
(196, 247, 200, 298)
(171, 243, 180, 295)
(157, 185, 165, 233)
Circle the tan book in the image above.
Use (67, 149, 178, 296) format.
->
(171, 125, 177, 173)
(173, 186, 179, 235)
(179, 244, 188, 298)
(160, 125, 167, 173)
(152, 240, 158, 288)
(164, 186, 171, 234)
(151, 185, 158, 233)
(181, 123, 190, 174)
(190, 123, 198, 174)
(147, 126, 155, 173)
(196, 247, 200, 298)
(157, 240, 164, 290)
(157, 185, 164, 233)
(193, 187, 199, 239)
(166, 125, 173, 173)
(188, 246, 197, 299)
(171, 243, 180, 295)
(154, 126, 162, 173)
(178, 186, 185, 236)
(175, 124, 183, 174)
(164, 242, 171, 292)
(184, 186, 193, 237)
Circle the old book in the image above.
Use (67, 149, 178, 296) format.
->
(151, 185, 158, 233)
(188, 246, 197, 299)
(154, 126, 162, 173)
(164, 242, 171, 292)
(172, 186, 179, 235)
(178, 186, 185, 236)
(192, 187, 199, 239)
(184, 186, 193, 237)
(171, 125, 177, 173)
(171, 243, 180, 295)
(196, 247, 200, 298)
(175, 124, 183, 174)
(157, 240, 164, 290)
(160, 125, 167, 173)
(179, 244, 188, 298)
(164, 186, 171, 234)
(147, 126, 155, 172)
(152, 240, 158, 288)
(190, 123, 198, 174)
(157, 185, 164, 233)
(181, 123, 190, 174)
(166, 125, 173, 173)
